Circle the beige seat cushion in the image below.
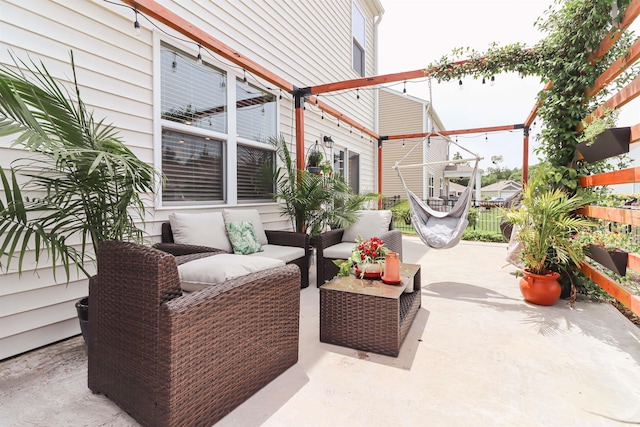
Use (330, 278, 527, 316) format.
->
(178, 254, 285, 292)
(322, 242, 356, 260)
(342, 210, 393, 243)
(255, 244, 305, 263)
(223, 209, 268, 245)
(169, 212, 232, 252)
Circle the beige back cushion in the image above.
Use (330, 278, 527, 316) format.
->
(342, 210, 393, 243)
(169, 212, 233, 252)
(223, 209, 268, 245)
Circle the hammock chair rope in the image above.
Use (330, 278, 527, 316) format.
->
(393, 78, 481, 249)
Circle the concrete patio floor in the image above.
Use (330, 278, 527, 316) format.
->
(1, 237, 640, 426)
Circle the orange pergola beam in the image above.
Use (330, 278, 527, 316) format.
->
(581, 262, 640, 317)
(580, 167, 640, 187)
(309, 69, 429, 95)
(307, 95, 379, 139)
(590, 0, 640, 64)
(585, 37, 640, 99)
(578, 75, 640, 132)
(385, 124, 523, 141)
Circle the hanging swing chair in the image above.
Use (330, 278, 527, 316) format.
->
(393, 78, 482, 249)
(394, 137, 481, 249)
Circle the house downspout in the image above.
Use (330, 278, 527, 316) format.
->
(374, 8, 384, 203)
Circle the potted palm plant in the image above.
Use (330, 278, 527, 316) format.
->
(503, 171, 593, 306)
(0, 52, 158, 341)
(271, 135, 376, 240)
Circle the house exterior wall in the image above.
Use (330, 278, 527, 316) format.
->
(378, 88, 447, 200)
(0, 0, 382, 359)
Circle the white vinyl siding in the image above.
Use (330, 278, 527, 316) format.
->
(0, 0, 382, 359)
(378, 88, 448, 200)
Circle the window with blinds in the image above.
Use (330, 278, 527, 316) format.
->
(162, 130, 224, 203)
(160, 42, 277, 205)
(352, 2, 365, 77)
(160, 43, 227, 133)
(237, 145, 275, 201)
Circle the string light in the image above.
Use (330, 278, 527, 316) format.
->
(196, 44, 202, 64)
(316, 95, 319, 105)
(403, 81, 407, 95)
(458, 79, 463, 90)
(350, 126, 352, 134)
(485, 133, 488, 142)
(490, 76, 495, 86)
(171, 52, 177, 72)
(321, 110, 324, 119)
(337, 118, 340, 127)
(133, 9, 141, 36)
(356, 88, 360, 100)
(482, 77, 486, 84)
(279, 89, 282, 100)
(243, 69, 248, 84)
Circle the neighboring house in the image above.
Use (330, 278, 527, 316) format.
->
(378, 88, 449, 200)
(481, 180, 523, 200)
(0, 0, 384, 359)
(448, 182, 466, 199)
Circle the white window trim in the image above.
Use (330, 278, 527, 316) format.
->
(153, 30, 280, 210)
(352, 1, 366, 77)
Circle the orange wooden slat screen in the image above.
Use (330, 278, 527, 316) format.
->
(580, 167, 640, 187)
(577, 206, 640, 226)
(581, 263, 640, 317)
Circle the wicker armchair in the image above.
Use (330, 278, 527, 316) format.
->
(88, 241, 300, 427)
(315, 211, 403, 287)
(157, 221, 311, 288)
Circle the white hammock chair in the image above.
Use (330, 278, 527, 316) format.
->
(393, 78, 481, 249)
(394, 147, 480, 249)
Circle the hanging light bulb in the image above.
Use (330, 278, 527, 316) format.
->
(321, 110, 324, 120)
(482, 77, 486, 84)
(458, 79, 463, 90)
(279, 89, 282, 100)
(337, 118, 340, 127)
(261, 104, 265, 115)
(490, 76, 495, 86)
(133, 10, 141, 36)
(316, 95, 319, 105)
(403, 81, 407, 96)
(196, 45, 202, 64)
(242, 69, 249, 89)
(171, 52, 177, 72)
(356, 88, 360, 100)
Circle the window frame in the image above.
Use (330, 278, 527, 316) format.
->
(352, 2, 366, 77)
(154, 34, 279, 209)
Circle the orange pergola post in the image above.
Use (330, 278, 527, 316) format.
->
(294, 94, 305, 170)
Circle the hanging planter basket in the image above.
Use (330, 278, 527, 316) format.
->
(306, 142, 327, 175)
(586, 244, 628, 276)
(576, 127, 631, 163)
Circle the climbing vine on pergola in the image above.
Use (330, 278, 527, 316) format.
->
(426, 0, 637, 188)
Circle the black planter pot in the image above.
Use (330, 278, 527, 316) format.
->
(75, 296, 89, 344)
(576, 127, 631, 163)
(306, 166, 321, 175)
(587, 244, 628, 276)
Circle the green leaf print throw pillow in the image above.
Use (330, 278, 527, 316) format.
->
(225, 221, 264, 255)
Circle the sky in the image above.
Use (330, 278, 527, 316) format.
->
(376, 0, 639, 171)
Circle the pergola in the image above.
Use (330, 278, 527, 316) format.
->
(124, 0, 532, 195)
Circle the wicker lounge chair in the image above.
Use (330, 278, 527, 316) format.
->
(315, 210, 403, 287)
(88, 241, 300, 427)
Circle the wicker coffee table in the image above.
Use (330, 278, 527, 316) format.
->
(319, 263, 421, 357)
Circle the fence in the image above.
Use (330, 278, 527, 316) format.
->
(383, 196, 503, 235)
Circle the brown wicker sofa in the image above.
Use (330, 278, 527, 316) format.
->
(88, 241, 300, 427)
(157, 219, 311, 288)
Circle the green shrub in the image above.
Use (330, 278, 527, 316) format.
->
(462, 229, 506, 243)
